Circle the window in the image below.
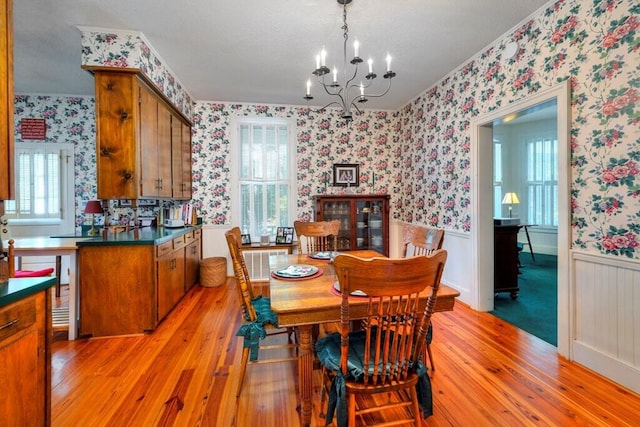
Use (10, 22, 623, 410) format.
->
(527, 137, 558, 227)
(236, 119, 295, 241)
(493, 141, 503, 217)
(4, 143, 72, 221)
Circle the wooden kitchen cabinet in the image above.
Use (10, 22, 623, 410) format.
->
(78, 227, 201, 337)
(314, 194, 390, 256)
(157, 236, 186, 321)
(139, 84, 173, 198)
(0, 0, 14, 211)
(0, 289, 51, 425)
(172, 116, 192, 200)
(184, 228, 201, 291)
(92, 69, 192, 201)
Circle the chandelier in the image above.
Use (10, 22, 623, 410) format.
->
(303, 0, 396, 122)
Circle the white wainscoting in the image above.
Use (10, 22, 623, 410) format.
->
(572, 251, 640, 394)
(390, 220, 471, 306)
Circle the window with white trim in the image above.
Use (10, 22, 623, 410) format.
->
(493, 141, 503, 217)
(237, 120, 295, 241)
(527, 137, 558, 227)
(4, 143, 71, 221)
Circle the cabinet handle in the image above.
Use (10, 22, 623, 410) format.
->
(0, 318, 19, 331)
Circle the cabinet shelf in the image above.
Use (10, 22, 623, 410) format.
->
(314, 194, 390, 256)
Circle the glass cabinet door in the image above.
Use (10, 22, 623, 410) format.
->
(356, 199, 384, 252)
(321, 201, 352, 251)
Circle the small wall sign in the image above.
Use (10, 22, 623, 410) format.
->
(20, 118, 47, 140)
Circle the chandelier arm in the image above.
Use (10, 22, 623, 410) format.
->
(357, 78, 393, 99)
(310, 100, 345, 114)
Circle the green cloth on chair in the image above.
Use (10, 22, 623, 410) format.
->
(236, 296, 280, 361)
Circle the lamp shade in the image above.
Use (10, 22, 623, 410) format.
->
(501, 192, 520, 205)
(84, 200, 103, 214)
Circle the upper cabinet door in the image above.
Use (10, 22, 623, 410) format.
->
(95, 72, 138, 200)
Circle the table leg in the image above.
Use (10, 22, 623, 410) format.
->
(68, 251, 77, 340)
(524, 226, 535, 262)
(54, 256, 62, 297)
(298, 324, 313, 427)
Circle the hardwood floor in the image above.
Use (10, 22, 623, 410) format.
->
(51, 280, 640, 426)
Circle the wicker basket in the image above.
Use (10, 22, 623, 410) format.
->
(200, 257, 227, 287)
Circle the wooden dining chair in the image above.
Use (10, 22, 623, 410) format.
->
(401, 224, 445, 371)
(316, 251, 448, 426)
(293, 220, 340, 254)
(224, 228, 297, 398)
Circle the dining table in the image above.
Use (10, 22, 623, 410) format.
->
(268, 250, 460, 426)
(10, 236, 92, 340)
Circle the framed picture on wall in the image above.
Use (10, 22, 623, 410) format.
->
(333, 163, 359, 187)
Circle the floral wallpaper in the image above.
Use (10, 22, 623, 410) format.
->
(13, 95, 97, 228)
(80, 29, 194, 119)
(395, 0, 640, 258)
(190, 104, 399, 224)
(12, 0, 640, 260)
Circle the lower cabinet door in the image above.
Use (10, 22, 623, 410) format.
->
(157, 250, 185, 321)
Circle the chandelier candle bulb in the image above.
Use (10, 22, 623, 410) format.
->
(386, 53, 392, 72)
(353, 40, 359, 57)
(368, 58, 373, 73)
(321, 47, 326, 67)
(306, 79, 311, 96)
(333, 67, 338, 83)
(316, 55, 320, 69)
(360, 82, 364, 96)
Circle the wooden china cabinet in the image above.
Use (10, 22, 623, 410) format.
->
(314, 194, 390, 256)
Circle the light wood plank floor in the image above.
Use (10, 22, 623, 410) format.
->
(51, 280, 640, 426)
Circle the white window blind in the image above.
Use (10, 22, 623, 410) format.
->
(527, 137, 558, 227)
(238, 121, 293, 240)
(5, 144, 63, 219)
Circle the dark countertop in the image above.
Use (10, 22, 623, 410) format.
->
(73, 225, 201, 247)
(0, 276, 57, 307)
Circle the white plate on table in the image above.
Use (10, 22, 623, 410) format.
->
(309, 251, 338, 260)
(274, 264, 318, 278)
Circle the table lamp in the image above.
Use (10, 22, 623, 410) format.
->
(501, 192, 520, 218)
(84, 200, 103, 236)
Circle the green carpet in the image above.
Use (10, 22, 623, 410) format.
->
(491, 253, 558, 346)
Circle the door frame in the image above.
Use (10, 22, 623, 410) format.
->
(470, 80, 572, 357)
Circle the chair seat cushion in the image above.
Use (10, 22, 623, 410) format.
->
(316, 329, 433, 425)
(14, 268, 55, 278)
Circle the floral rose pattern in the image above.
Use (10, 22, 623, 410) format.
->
(14, 0, 640, 260)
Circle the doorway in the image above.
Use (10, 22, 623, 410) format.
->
(470, 81, 572, 357)
(491, 100, 558, 345)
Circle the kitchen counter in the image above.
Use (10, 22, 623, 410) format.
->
(0, 276, 57, 307)
(73, 225, 201, 247)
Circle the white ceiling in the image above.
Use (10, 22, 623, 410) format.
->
(14, 0, 550, 110)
